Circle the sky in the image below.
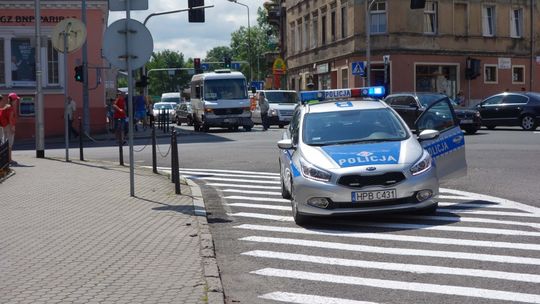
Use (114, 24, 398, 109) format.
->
(108, 0, 267, 60)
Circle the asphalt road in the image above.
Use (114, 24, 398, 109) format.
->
(13, 124, 540, 304)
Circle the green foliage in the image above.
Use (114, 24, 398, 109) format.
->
(205, 46, 234, 65)
(144, 50, 191, 96)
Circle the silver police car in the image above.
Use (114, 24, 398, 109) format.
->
(278, 87, 467, 225)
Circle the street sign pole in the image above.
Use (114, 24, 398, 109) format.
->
(125, 3, 136, 197)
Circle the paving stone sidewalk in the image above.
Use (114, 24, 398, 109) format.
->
(0, 155, 223, 304)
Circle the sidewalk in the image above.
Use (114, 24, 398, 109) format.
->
(0, 154, 224, 304)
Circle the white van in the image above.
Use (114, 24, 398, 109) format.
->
(160, 92, 181, 104)
(251, 90, 300, 128)
(190, 70, 253, 132)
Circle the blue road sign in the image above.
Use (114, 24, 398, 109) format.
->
(231, 62, 241, 70)
(201, 63, 209, 71)
(352, 61, 365, 76)
(250, 81, 264, 90)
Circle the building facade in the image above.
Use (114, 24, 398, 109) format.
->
(283, 0, 540, 104)
(0, 0, 110, 140)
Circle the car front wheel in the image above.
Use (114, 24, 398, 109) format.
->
(521, 115, 537, 131)
(464, 127, 477, 135)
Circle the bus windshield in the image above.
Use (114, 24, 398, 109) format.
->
(204, 79, 247, 100)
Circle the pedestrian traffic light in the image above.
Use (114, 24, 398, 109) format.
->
(74, 65, 83, 82)
(188, 0, 205, 23)
(410, 0, 426, 9)
(223, 57, 231, 69)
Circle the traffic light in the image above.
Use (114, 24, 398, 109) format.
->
(410, 0, 426, 9)
(136, 75, 148, 87)
(188, 0, 205, 23)
(223, 57, 231, 69)
(74, 65, 83, 82)
(194, 58, 202, 74)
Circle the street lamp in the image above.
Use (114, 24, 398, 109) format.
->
(365, 0, 376, 87)
(228, 0, 252, 82)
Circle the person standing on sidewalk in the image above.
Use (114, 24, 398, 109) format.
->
(65, 96, 79, 139)
(0, 93, 19, 164)
(113, 91, 127, 145)
(258, 91, 270, 131)
(0, 94, 7, 144)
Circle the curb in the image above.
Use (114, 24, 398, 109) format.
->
(186, 177, 225, 304)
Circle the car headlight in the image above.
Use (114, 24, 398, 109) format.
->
(300, 158, 332, 182)
(269, 109, 278, 116)
(410, 152, 432, 176)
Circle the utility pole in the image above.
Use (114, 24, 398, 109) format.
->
(35, 0, 45, 158)
(82, 0, 89, 135)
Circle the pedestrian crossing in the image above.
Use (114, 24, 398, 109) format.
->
(164, 167, 540, 304)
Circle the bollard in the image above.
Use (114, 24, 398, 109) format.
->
(152, 125, 157, 174)
(78, 117, 84, 161)
(171, 129, 181, 194)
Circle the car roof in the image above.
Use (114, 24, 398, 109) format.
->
(161, 92, 180, 97)
(306, 99, 388, 114)
(385, 92, 447, 97)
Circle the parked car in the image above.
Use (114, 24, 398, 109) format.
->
(252, 90, 300, 128)
(475, 92, 540, 131)
(384, 92, 482, 134)
(175, 102, 193, 126)
(153, 102, 176, 122)
(160, 92, 181, 104)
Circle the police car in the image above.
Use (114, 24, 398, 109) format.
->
(277, 87, 467, 225)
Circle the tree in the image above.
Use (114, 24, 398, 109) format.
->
(144, 50, 191, 96)
(230, 22, 275, 81)
(205, 46, 234, 66)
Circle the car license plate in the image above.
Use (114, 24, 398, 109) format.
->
(352, 189, 397, 202)
(460, 119, 473, 124)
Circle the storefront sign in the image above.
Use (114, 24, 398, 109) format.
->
(498, 58, 511, 69)
(272, 57, 287, 75)
(0, 15, 73, 24)
(317, 63, 329, 74)
(19, 96, 35, 117)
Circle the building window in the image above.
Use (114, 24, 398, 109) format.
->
(510, 8, 523, 38)
(312, 12, 318, 48)
(11, 38, 36, 85)
(0, 39, 4, 84)
(47, 40, 60, 85)
(370, 1, 387, 34)
(424, 1, 437, 34)
(415, 65, 458, 98)
(341, 68, 348, 88)
(296, 20, 302, 53)
(512, 65, 525, 84)
(330, 3, 337, 42)
(341, 4, 348, 38)
(303, 15, 310, 51)
(289, 22, 296, 53)
(321, 14, 327, 45)
(484, 64, 498, 83)
(453, 3, 468, 36)
(482, 5, 496, 37)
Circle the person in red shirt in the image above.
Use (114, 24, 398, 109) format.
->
(0, 93, 19, 164)
(113, 91, 127, 144)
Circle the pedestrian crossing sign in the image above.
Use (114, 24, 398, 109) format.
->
(352, 61, 365, 76)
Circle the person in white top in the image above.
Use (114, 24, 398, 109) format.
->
(65, 96, 79, 138)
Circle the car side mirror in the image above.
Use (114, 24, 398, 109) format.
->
(418, 129, 440, 141)
(409, 102, 418, 108)
(277, 139, 294, 150)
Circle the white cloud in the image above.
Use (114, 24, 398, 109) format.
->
(108, 0, 266, 59)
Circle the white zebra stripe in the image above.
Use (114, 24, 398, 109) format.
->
(222, 189, 282, 196)
(438, 202, 506, 209)
(230, 212, 291, 221)
(206, 183, 281, 190)
(225, 196, 290, 203)
(179, 170, 279, 180)
(235, 224, 540, 251)
(175, 167, 280, 176)
(439, 208, 538, 217)
(189, 177, 280, 184)
(252, 268, 540, 303)
(241, 236, 540, 265)
(392, 215, 540, 230)
(243, 250, 540, 283)
(259, 292, 380, 304)
(228, 203, 290, 211)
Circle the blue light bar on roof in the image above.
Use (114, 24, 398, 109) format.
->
(299, 86, 385, 104)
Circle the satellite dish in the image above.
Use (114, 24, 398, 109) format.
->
(51, 18, 87, 53)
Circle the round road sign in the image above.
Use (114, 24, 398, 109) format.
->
(51, 18, 87, 53)
(103, 19, 153, 70)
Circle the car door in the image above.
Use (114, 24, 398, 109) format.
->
(500, 93, 528, 125)
(386, 95, 419, 128)
(415, 98, 467, 181)
(477, 94, 504, 125)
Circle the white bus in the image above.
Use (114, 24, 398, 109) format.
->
(190, 70, 254, 132)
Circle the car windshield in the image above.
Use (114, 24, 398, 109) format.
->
(153, 103, 175, 110)
(417, 94, 449, 107)
(303, 108, 409, 146)
(264, 91, 299, 104)
(204, 78, 247, 100)
(161, 96, 180, 103)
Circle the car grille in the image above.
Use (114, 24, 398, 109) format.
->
(337, 172, 406, 188)
(279, 110, 294, 116)
(213, 108, 244, 115)
(456, 112, 475, 119)
(331, 196, 416, 209)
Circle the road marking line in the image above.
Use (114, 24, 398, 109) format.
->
(179, 170, 280, 180)
(236, 224, 540, 251)
(259, 292, 379, 304)
(438, 202, 508, 209)
(439, 208, 538, 217)
(225, 196, 290, 203)
(438, 195, 481, 200)
(244, 250, 540, 283)
(440, 187, 540, 215)
(393, 215, 540, 229)
(227, 203, 290, 211)
(231, 212, 540, 237)
(222, 189, 282, 196)
(252, 268, 540, 304)
(188, 177, 280, 184)
(241, 236, 540, 265)
(177, 167, 280, 176)
(206, 183, 281, 190)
